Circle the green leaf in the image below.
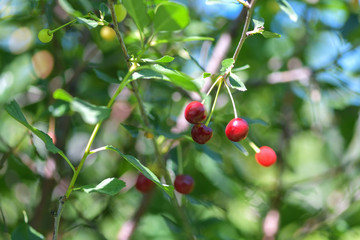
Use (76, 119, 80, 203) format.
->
(79, 178, 126, 196)
(253, 18, 264, 29)
(153, 36, 214, 45)
(132, 68, 165, 80)
(231, 142, 249, 156)
(229, 72, 247, 91)
(121, 124, 140, 137)
(276, 0, 298, 22)
(141, 56, 174, 63)
(53, 89, 73, 102)
(76, 17, 98, 28)
(262, 31, 281, 38)
(154, 2, 190, 32)
(106, 145, 174, 197)
(220, 58, 235, 72)
(232, 65, 250, 73)
(151, 64, 199, 92)
(123, 0, 150, 34)
(205, 0, 238, 5)
(11, 223, 44, 240)
(53, 89, 111, 125)
(5, 101, 73, 168)
(203, 72, 212, 78)
(94, 69, 119, 84)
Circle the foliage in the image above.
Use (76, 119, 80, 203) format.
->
(1, 0, 360, 239)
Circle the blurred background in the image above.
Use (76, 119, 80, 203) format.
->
(1, 0, 360, 239)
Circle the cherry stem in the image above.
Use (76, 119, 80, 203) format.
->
(49, 19, 77, 34)
(202, 76, 223, 105)
(248, 139, 260, 153)
(205, 78, 223, 126)
(224, 81, 238, 119)
(177, 143, 183, 174)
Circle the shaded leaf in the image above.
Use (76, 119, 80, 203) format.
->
(205, 0, 238, 5)
(276, 0, 298, 22)
(123, 0, 150, 34)
(154, 2, 190, 32)
(141, 56, 174, 63)
(229, 72, 247, 91)
(12, 223, 44, 240)
(94, 69, 119, 84)
(79, 178, 126, 196)
(231, 142, 249, 156)
(106, 145, 174, 197)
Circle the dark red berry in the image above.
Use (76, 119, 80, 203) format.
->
(135, 173, 154, 193)
(174, 175, 194, 194)
(255, 146, 277, 167)
(225, 118, 249, 142)
(184, 101, 206, 124)
(191, 123, 213, 144)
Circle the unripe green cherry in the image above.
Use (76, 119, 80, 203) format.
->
(38, 29, 53, 43)
(114, 4, 127, 22)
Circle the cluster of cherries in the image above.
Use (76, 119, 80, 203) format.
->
(185, 101, 277, 167)
(135, 173, 194, 195)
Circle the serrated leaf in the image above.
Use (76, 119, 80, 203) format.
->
(229, 72, 247, 91)
(232, 142, 249, 156)
(53, 89, 111, 125)
(106, 145, 174, 197)
(154, 2, 190, 32)
(276, 0, 298, 22)
(79, 178, 125, 196)
(153, 36, 214, 45)
(11, 223, 44, 240)
(76, 17, 98, 28)
(5, 101, 71, 165)
(141, 56, 174, 63)
(253, 18, 264, 29)
(94, 69, 119, 83)
(152, 64, 199, 92)
(123, 0, 150, 34)
(203, 72, 212, 78)
(220, 58, 235, 72)
(262, 31, 281, 38)
(232, 65, 250, 73)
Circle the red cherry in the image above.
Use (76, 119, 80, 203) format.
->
(225, 118, 249, 142)
(255, 146, 277, 167)
(191, 123, 213, 144)
(174, 175, 194, 194)
(135, 173, 154, 193)
(184, 101, 206, 124)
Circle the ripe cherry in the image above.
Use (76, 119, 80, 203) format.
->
(255, 146, 277, 167)
(135, 173, 154, 193)
(225, 118, 249, 142)
(38, 29, 53, 43)
(174, 175, 194, 194)
(184, 101, 206, 124)
(191, 123, 213, 144)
